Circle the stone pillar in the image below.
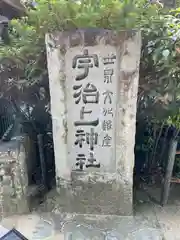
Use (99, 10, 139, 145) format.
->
(13, 136, 30, 214)
(0, 136, 30, 217)
(46, 29, 141, 215)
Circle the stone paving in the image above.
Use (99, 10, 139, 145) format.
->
(1, 187, 180, 239)
(0, 211, 164, 240)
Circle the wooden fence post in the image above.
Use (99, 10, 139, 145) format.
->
(37, 134, 46, 187)
(161, 139, 178, 206)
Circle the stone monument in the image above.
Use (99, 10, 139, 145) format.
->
(46, 29, 141, 215)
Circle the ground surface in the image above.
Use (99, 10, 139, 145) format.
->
(1, 185, 180, 239)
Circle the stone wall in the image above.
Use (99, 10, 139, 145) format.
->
(0, 136, 30, 218)
(46, 29, 141, 215)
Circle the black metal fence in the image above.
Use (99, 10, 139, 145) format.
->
(0, 98, 16, 141)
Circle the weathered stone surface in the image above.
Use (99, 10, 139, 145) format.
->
(162, 0, 176, 8)
(1, 0, 25, 12)
(46, 29, 141, 215)
(0, 136, 30, 218)
(0, 212, 164, 240)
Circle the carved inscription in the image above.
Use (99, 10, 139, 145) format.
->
(66, 46, 117, 171)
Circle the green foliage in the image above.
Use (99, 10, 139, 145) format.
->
(0, 0, 180, 125)
(0, 0, 160, 96)
(166, 109, 180, 129)
(0, 1, 141, 88)
(1, 0, 157, 61)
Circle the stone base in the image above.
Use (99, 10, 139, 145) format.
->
(52, 172, 133, 216)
